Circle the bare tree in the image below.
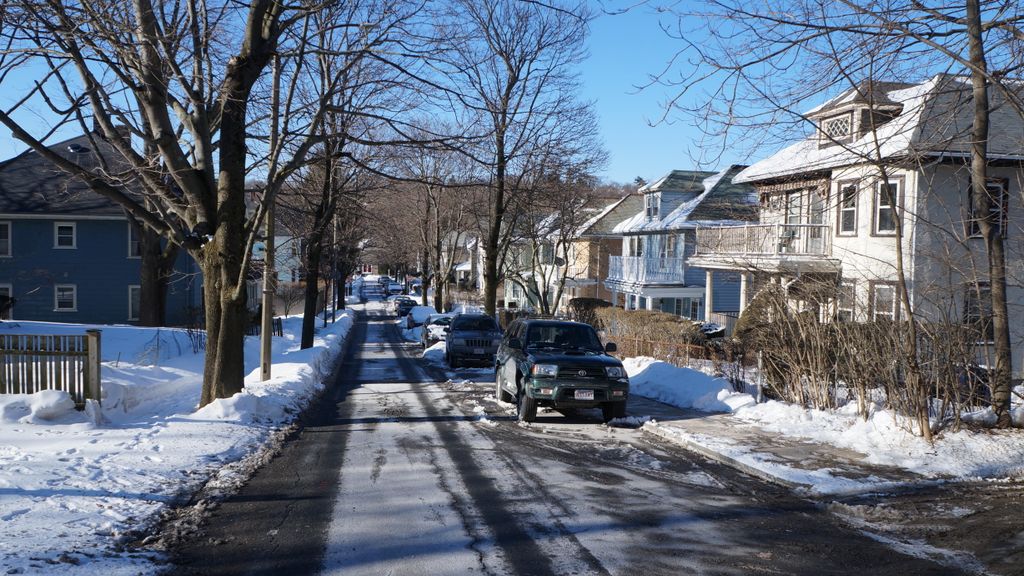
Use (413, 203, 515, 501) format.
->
(430, 0, 595, 316)
(652, 0, 1023, 431)
(0, 0, 424, 405)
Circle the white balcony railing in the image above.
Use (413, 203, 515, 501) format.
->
(695, 224, 832, 257)
(607, 255, 686, 284)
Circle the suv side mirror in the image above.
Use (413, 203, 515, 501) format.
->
(604, 342, 617, 353)
(508, 338, 522, 349)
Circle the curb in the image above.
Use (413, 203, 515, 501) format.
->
(642, 421, 808, 491)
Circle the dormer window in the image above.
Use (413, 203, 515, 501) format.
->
(645, 193, 660, 220)
(821, 112, 853, 142)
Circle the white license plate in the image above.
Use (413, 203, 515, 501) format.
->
(473, 348, 485, 355)
(574, 389, 594, 401)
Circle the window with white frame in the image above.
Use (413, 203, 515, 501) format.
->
(874, 182, 899, 234)
(128, 285, 141, 321)
(54, 284, 77, 311)
(661, 234, 677, 259)
(629, 236, 644, 257)
(0, 284, 12, 319)
(871, 282, 897, 321)
(128, 223, 142, 258)
(673, 297, 701, 320)
(645, 194, 660, 220)
(967, 178, 1009, 238)
(785, 191, 803, 225)
(836, 281, 855, 322)
(838, 185, 857, 235)
(822, 113, 853, 139)
(0, 222, 10, 257)
(964, 282, 993, 342)
(54, 222, 76, 248)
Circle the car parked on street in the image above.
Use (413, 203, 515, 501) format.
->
(444, 314, 502, 368)
(421, 313, 454, 349)
(494, 319, 628, 423)
(390, 296, 416, 316)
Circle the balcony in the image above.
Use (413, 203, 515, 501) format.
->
(606, 255, 687, 286)
(690, 224, 840, 275)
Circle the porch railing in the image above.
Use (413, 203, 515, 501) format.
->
(695, 224, 831, 256)
(607, 255, 686, 284)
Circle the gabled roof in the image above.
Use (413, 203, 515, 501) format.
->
(736, 74, 1024, 183)
(805, 80, 913, 118)
(638, 170, 714, 194)
(578, 194, 644, 237)
(0, 132, 131, 216)
(613, 165, 758, 234)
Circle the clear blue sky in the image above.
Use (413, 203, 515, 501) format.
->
(0, 7, 742, 185)
(580, 7, 742, 184)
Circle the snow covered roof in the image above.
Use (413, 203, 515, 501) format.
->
(736, 74, 1024, 183)
(578, 194, 644, 237)
(613, 166, 758, 234)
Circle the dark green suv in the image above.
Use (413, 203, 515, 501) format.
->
(495, 319, 629, 423)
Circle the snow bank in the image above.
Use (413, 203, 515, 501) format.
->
(408, 305, 436, 325)
(0, 311, 355, 575)
(626, 356, 1024, 481)
(423, 341, 446, 364)
(624, 357, 750, 412)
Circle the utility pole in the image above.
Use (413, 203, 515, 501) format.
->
(260, 54, 281, 382)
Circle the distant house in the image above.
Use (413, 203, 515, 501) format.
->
(603, 166, 758, 327)
(689, 75, 1024, 377)
(0, 132, 200, 325)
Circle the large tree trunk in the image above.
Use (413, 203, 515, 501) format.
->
(301, 239, 324, 349)
(966, 0, 1013, 428)
(483, 137, 506, 317)
(198, 238, 249, 406)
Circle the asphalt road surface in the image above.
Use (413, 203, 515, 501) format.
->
(165, 302, 964, 575)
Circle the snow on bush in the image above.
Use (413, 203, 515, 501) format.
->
(623, 356, 752, 412)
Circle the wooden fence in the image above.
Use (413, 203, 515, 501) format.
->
(0, 330, 101, 409)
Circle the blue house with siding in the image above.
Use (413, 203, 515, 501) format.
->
(603, 166, 758, 327)
(0, 132, 200, 325)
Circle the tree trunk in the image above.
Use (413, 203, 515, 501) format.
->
(138, 226, 174, 326)
(301, 239, 324, 349)
(198, 239, 248, 406)
(966, 0, 1013, 428)
(483, 134, 507, 317)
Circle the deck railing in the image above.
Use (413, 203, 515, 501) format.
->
(0, 330, 101, 409)
(607, 256, 687, 284)
(695, 224, 831, 256)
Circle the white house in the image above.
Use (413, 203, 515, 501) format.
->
(603, 166, 758, 326)
(689, 75, 1024, 378)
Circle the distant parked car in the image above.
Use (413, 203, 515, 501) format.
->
(495, 319, 628, 423)
(421, 314, 454, 348)
(444, 314, 502, 368)
(387, 282, 404, 295)
(395, 298, 417, 317)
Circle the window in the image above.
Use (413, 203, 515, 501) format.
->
(54, 222, 76, 248)
(964, 282, 993, 342)
(874, 182, 899, 234)
(128, 285, 141, 321)
(836, 282, 855, 322)
(785, 191, 804, 225)
(629, 236, 644, 258)
(128, 223, 142, 258)
(967, 178, 1009, 238)
(661, 234, 677, 259)
(0, 284, 12, 320)
(821, 112, 853, 140)
(645, 194, 659, 219)
(673, 297, 701, 320)
(870, 282, 897, 321)
(838, 185, 857, 235)
(54, 284, 77, 311)
(0, 222, 10, 257)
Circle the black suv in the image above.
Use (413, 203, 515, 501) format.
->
(495, 319, 628, 423)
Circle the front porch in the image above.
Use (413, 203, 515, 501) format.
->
(689, 223, 841, 275)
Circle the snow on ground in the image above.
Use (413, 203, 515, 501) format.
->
(624, 356, 1024, 483)
(0, 312, 354, 576)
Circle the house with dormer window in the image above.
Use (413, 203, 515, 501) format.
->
(0, 132, 200, 324)
(603, 166, 758, 325)
(689, 75, 1024, 378)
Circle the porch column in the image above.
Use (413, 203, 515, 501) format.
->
(704, 270, 714, 323)
(739, 272, 750, 314)
(646, 297, 656, 311)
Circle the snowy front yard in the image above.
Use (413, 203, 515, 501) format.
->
(625, 356, 1024, 483)
(0, 313, 353, 575)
